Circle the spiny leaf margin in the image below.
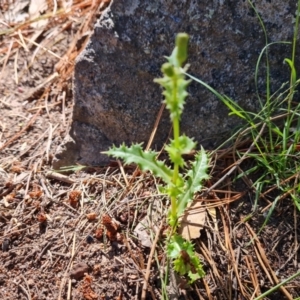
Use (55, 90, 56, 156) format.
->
(167, 233, 205, 282)
(177, 147, 210, 216)
(103, 143, 174, 185)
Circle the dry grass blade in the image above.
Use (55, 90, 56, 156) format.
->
(141, 222, 164, 300)
(219, 207, 247, 298)
(245, 223, 293, 300)
(198, 240, 229, 299)
(46, 170, 77, 184)
(201, 278, 213, 300)
(202, 188, 245, 209)
(245, 255, 261, 298)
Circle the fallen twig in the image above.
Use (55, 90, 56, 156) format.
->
(141, 222, 164, 300)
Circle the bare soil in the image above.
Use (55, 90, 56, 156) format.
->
(0, 1, 299, 299)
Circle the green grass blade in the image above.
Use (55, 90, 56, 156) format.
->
(284, 58, 297, 87)
(254, 269, 300, 300)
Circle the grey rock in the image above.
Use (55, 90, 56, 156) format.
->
(53, 0, 298, 168)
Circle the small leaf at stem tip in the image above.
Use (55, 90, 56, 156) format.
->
(176, 33, 189, 66)
(162, 62, 175, 77)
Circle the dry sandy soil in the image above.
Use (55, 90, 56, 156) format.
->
(0, 1, 300, 299)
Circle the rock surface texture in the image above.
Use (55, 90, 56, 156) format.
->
(53, 0, 298, 168)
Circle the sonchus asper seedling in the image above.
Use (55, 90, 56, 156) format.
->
(103, 33, 209, 282)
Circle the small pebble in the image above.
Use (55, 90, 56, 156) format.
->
(70, 263, 89, 280)
(2, 239, 10, 252)
(86, 235, 94, 244)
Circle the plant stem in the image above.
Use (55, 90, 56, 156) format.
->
(170, 77, 180, 223)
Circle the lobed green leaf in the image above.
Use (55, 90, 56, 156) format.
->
(165, 135, 196, 167)
(177, 147, 210, 216)
(103, 143, 173, 185)
(165, 78, 190, 122)
(167, 234, 205, 282)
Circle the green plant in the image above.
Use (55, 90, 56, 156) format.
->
(103, 33, 209, 282)
(181, 2, 300, 297)
(184, 0, 300, 220)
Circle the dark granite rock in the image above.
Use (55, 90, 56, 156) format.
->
(53, 0, 298, 168)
